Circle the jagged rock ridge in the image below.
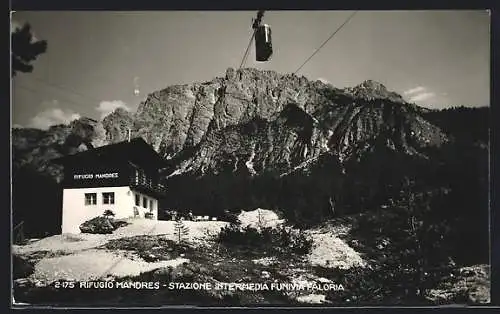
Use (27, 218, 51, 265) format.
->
(96, 68, 447, 177)
(343, 79, 405, 103)
(11, 68, 488, 245)
(12, 67, 449, 179)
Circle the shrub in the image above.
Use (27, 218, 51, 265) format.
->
(103, 210, 115, 218)
(217, 224, 313, 256)
(284, 227, 314, 255)
(342, 179, 460, 302)
(220, 210, 240, 224)
(13, 255, 35, 279)
(80, 216, 115, 234)
(79, 216, 128, 234)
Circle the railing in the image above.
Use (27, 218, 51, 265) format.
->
(130, 180, 167, 196)
(158, 183, 167, 193)
(128, 165, 167, 196)
(13, 221, 25, 245)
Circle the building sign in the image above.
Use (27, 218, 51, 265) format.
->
(73, 173, 119, 180)
(65, 170, 126, 188)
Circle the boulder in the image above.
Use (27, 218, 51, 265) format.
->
(79, 216, 116, 234)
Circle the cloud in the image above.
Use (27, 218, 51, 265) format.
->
(12, 124, 24, 129)
(28, 107, 81, 130)
(404, 86, 426, 95)
(403, 86, 437, 103)
(409, 92, 436, 102)
(96, 100, 131, 119)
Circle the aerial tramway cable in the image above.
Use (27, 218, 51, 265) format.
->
(239, 30, 256, 69)
(293, 10, 358, 75)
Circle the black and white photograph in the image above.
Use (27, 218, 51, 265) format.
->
(11, 10, 491, 307)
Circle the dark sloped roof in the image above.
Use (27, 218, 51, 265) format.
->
(52, 137, 167, 169)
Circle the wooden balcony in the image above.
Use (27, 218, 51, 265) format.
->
(129, 177, 166, 198)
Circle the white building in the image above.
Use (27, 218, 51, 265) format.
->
(53, 138, 167, 234)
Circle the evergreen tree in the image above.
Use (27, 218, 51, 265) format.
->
(174, 219, 190, 244)
(395, 177, 453, 298)
(11, 22, 47, 77)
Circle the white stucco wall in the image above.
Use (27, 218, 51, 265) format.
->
(131, 189, 159, 221)
(61, 186, 159, 234)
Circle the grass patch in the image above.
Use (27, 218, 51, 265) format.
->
(102, 235, 193, 262)
(14, 232, 302, 306)
(217, 224, 313, 258)
(14, 248, 297, 306)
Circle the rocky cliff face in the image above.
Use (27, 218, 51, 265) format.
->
(93, 68, 448, 178)
(12, 117, 101, 182)
(11, 68, 489, 266)
(12, 67, 455, 182)
(11, 67, 490, 239)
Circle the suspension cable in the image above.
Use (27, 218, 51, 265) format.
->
(239, 30, 256, 69)
(293, 10, 358, 75)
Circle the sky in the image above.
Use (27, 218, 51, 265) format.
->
(11, 10, 490, 129)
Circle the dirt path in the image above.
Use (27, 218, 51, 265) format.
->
(31, 249, 189, 283)
(13, 219, 228, 256)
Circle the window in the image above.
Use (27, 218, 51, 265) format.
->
(135, 194, 140, 206)
(149, 199, 154, 211)
(143, 196, 148, 208)
(85, 193, 97, 205)
(103, 192, 115, 205)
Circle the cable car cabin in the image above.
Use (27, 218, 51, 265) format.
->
(255, 24, 273, 62)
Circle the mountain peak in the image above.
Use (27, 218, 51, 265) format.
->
(357, 79, 388, 91)
(345, 79, 405, 103)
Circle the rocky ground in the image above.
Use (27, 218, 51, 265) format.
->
(12, 210, 367, 306)
(11, 209, 490, 307)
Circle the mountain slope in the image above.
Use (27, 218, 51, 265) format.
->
(11, 68, 486, 239)
(11, 68, 490, 306)
(98, 68, 447, 178)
